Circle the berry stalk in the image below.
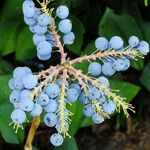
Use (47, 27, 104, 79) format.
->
(70, 49, 143, 65)
(24, 116, 40, 150)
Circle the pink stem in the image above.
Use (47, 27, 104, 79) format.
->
(51, 26, 67, 64)
(69, 49, 140, 65)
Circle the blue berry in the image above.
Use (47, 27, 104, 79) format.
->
(38, 93, 50, 106)
(66, 88, 79, 103)
(139, 41, 149, 55)
(13, 67, 28, 78)
(14, 78, 24, 90)
(102, 62, 115, 76)
(37, 41, 52, 56)
(95, 37, 109, 50)
(24, 17, 36, 26)
(98, 97, 107, 104)
(88, 62, 102, 77)
(83, 104, 95, 117)
(98, 76, 110, 87)
(30, 104, 42, 116)
(128, 36, 139, 47)
(110, 36, 124, 50)
(23, 74, 38, 89)
(9, 78, 15, 90)
(37, 52, 51, 61)
(11, 109, 26, 124)
(33, 34, 46, 46)
(55, 121, 69, 133)
(122, 58, 130, 71)
(34, 24, 47, 35)
(45, 83, 60, 98)
(78, 91, 89, 104)
(20, 90, 31, 101)
(9, 90, 21, 104)
(88, 87, 101, 100)
(38, 14, 50, 26)
(44, 113, 58, 127)
(102, 100, 116, 114)
(44, 99, 58, 113)
(23, 67, 32, 74)
(50, 133, 64, 147)
(63, 32, 75, 45)
(92, 113, 104, 124)
(69, 83, 81, 93)
(113, 59, 126, 71)
(56, 5, 69, 19)
(58, 19, 72, 34)
(22, 0, 35, 18)
(20, 98, 34, 112)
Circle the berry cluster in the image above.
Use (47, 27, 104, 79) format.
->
(23, 0, 75, 61)
(8, 0, 149, 149)
(88, 36, 149, 77)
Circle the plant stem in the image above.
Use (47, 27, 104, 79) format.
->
(51, 26, 67, 64)
(24, 116, 40, 150)
(70, 49, 141, 64)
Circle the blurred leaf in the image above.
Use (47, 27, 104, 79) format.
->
(15, 27, 36, 61)
(0, 103, 25, 144)
(0, 22, 20, 56)
(99, 8, 144, 70)
(80, 118, 93, 128)
(0, 75, 11, 104)
(55, 137, 78, 150)
(0, 60, 13, 75)
(0, 0, 22, 22)
(140, 63, 150, 92)
(67, 15, 85, 56)
(67, 101, 83, 136)
(144, 0, 148, 6)
(130, 58, 144, 70)
(84, 41, 95, 55)
(110, 80, 141, 102)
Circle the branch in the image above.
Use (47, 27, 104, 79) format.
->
(24, 116, 40, 150)
(68, 66, 134, 117)
(57, 69, 71, 137)
(70, 49, 143, 65)
(51, 26, 67, 64)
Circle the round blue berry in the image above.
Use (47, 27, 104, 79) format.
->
(128, 36, 139, 47)
(102, 62, 115, 76)
(95, 37, 109, 50)
(30, 104, 42, 116)
(9, 90, 21, 104)
(56, 5, 69, 19)
(98, 76, 110, 87)
(88, 62, 102, 77)
(44, 99, 58, 113)
(92, 113, 104, 124)
(38, 14, 50, 26)
(110, 36, 124, 50)
(58, 19, 72, 34)
(44, 113, 58, 127)
(66, 88, 79, 103)
(139, 41, 149, 55)
(50, 133, 64, 147)
(83, 104, 95, 117)
(88, 87, 101, 100)
(33, 34, 46, 46)
(102, 100, 116, 114)
(38, 93, 50, 106)
(63, 32, 75, 45)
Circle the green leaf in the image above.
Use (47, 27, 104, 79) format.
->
(55, 137, 78, 150)
(140, 63, 150, 92)
(130, 58, 144, 71)
(84, 41, 95, 55)
(67, 101, 83, 136)
(0, 75, 12, 104)
(0, 103, 25, 144)
(15, 27, 36, 61)
(99, 8, 144, 70)
(110, 80, 141, 102)
(0, 22, 20, 56)
(80, 118, 93, 128)
(67, 15, 85, 56)
(0, 60, 13, 75)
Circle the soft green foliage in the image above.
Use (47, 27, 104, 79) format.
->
(0, 0, 149, 148)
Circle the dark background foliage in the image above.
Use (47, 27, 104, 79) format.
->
(0, 0, 150, 149)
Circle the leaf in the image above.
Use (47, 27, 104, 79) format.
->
(0, 60, 13, 75)
(67, 101, 84, 136)
(0, 22, 20, 56)
(84, 41, 95, 55)
(110, 80, 141, 102)
(0, 75, 12, 104)
(99, 8, 144, 70)
(15, 27, 36, 61)
(55, 137, 79, 150)
(67, 15, 85, 56)
(0, 103, 25, 144)
(80, 118, 93, 128)
(140, 63, 150, 92)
